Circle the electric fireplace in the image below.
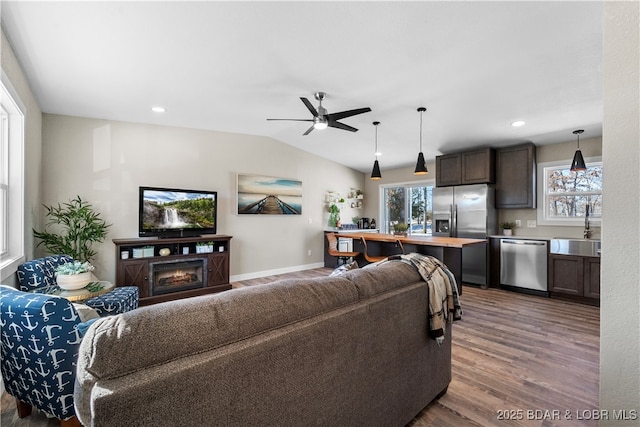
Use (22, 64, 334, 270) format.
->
(149, 258, 207, 296)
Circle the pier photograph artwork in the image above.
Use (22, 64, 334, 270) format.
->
(237, 174, 302, 215)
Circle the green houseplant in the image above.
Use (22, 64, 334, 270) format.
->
(328, 204, 341, 228)
(501, 221, 517, 236)
(393, 222, 409, 236)
(33, 195, 111, 263)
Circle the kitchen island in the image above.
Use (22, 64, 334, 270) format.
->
(334, 232, 485, 294)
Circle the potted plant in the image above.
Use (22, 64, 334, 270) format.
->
(33, 195, 111, 263)
(501, 222, 517, 236)
(393, 222, 409, 236)
(55, 260, 95, 290)
(328, 204, 340, 228)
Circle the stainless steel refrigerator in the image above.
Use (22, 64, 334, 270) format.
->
(432, 184, 497, 285)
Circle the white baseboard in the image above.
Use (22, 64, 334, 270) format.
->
(230, 262, 326, 283)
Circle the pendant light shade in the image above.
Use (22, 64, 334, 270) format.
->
(570, 129, 587, 172)
(370, 121, 382, 180)
(371, 160, 382, 180)
(414, 107, 428, 175)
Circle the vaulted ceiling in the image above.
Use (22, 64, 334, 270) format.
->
(1, 1, 603, 173)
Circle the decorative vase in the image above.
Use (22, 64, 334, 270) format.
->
(503, 229, 513, 236)
(56, 271, 92, 290)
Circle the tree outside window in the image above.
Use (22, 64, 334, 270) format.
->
(545, 163, 603, 219)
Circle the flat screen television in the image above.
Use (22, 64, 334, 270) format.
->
(139, 186, 217, 238)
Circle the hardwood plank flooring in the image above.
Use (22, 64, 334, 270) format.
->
(1, 268, 599, 426)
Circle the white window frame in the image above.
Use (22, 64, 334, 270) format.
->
(0, 71, 25, 280)
(378, 178, 436, 235)
(536, 157, 602, 227)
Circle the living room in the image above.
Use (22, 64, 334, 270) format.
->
(0, 1, 638, 426)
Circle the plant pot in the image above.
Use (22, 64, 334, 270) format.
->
(56, 271, 92, 290)
(503, 229, 513, 236)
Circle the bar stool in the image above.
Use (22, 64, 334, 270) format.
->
(326, 233, 360, 266)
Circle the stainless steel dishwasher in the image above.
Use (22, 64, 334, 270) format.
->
(500, 239, 548, 292)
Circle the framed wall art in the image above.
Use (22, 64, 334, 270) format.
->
(236, 174, 302, 215)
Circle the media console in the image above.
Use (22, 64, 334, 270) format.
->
(113, 235, 232, 306)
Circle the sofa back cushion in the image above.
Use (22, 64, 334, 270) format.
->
(79, 274, 359, 379)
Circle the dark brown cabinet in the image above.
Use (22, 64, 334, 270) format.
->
(548, 254, 600, 304)
(495, 142, 536, 209)
(436, 147, 494, 187)
(113, 235, 232, 305)
(583, 257, 601, 299)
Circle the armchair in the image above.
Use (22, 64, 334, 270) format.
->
(0, 285, 98, 426)
(17, 255, 139, 316)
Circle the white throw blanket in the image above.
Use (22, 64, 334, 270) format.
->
(385, 253, 462, 345)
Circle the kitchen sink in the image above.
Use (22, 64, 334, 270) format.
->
(550, 238, 601, 256)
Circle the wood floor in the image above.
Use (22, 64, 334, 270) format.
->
(1, 268, 599, 426)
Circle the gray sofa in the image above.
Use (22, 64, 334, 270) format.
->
(74, 260, 452, 427)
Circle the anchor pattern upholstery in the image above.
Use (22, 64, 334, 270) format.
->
(17, 255, 139, 316)
(0, 285, 97, 420)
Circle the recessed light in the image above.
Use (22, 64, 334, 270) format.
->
(151, 106, 166, 113)
(511, 120, 525, 127)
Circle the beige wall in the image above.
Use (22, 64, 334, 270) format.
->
(0, 30, 42, 285)
(600, 1, 640, 421)
(41, 114, 365, 282)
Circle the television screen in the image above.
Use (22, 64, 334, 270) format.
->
(139, 187, 217, 237)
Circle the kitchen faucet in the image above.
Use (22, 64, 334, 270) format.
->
(584, 205, 592, 239)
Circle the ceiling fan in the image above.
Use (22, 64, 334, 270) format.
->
(267, 92, 372, 135)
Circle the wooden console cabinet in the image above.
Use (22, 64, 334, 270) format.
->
(113, 235, 232, 305)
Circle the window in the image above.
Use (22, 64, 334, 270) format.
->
(379, 181, 434, 235)
(538, 159, 603, 226)
(0, 74, 25, 279)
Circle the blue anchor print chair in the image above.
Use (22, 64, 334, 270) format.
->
(17, 255, 139, 316)
(0, 285, 99, 426)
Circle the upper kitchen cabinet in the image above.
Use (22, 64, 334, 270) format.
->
(436, 147, 495, 187)
(495, 142, 537, 209)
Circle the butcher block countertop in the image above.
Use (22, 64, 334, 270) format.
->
(334, 232, 486, 248)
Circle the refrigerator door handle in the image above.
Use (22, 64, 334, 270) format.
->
(452, 204, 458, 237)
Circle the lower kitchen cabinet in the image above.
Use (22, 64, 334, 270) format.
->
(548, 254, 600, 304)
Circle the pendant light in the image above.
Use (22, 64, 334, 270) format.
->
(414, 107, 428, 175)
(370, 121, 382, 180)
(570, 129, 587, 172)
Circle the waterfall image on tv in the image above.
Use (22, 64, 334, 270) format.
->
(139, 187, 217, 237)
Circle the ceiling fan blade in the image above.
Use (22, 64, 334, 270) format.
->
(266, 118, 314, 122)
(328, 121, 358, 132)
(327, 107, 372, 121)
(302, 124, 315, 135)
(300, 97, 318, 117)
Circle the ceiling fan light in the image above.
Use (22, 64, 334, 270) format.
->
(414, 152, 428, 175)
(371, 159, 382, 180)
(313, 117, 328, 130)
